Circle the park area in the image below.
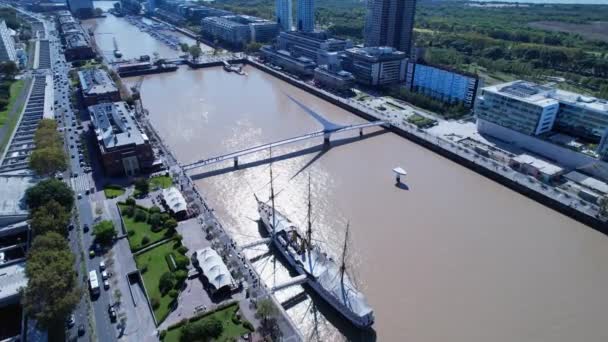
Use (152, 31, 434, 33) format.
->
(103, 185, 125, 199)
(118, 199, 178, 251)
(161, 303, 253, 342)
(135, 238, 190, 323)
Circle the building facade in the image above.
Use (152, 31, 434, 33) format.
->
(201, 15, 278, 48)
(405, 62, 480, 108)
(67, 0, 94, 18)
(296, 0, 314, 32)
(277, 31, 351, 65)
(314, 65, 355, 92)
(275, 0, 292, 31)
(78, 68, 121, 106)
(341, 46, 407, 86)
(0, 20, 16, 63)
(261, 45, 316, 77)
(88, 102, 154, 176)
(364, 0, 416, 55)
(476, 80, 608, 161)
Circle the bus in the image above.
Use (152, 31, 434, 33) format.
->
(89, 270, 100, 296)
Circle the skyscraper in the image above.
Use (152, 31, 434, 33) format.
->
(67, 0, 94, 18)
(297, 0, 314, 32)
(364, 0, 416, 56)
(275, 0, 292, 31)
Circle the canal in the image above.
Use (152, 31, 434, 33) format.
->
(91, 9, 608, 342)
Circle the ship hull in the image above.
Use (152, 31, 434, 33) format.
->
(258, 204, 374, 329)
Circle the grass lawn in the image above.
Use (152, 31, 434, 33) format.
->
(0, 80, 25, 126)
(118, 204, 168, 251)
(163, 303, 252, 342)
(135, 241, 176, 323)
(104, 186, 125, 199)
(150, 175, 173, 190)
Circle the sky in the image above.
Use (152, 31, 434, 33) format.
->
(474, 0, 608, 4)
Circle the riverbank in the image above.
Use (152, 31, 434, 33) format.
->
(243, 58, 606, 233)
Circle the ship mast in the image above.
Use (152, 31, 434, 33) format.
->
(270, 149, 276, 237)
(306, 173, 313, 270)
(340, 222, 350, 303)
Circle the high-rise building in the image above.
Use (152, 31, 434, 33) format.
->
(146, 0, 156, 13)
(341, 46, 407, 86)
(364, 0, 416, 56)
(296, 0, 314, 32)
(0, 20, 16, 63)
(275, 0, 292, 31)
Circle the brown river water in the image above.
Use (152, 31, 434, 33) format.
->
(89, 9, 608, 342)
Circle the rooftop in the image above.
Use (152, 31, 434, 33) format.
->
(89, 102, 148, 150)
(345, 46, 407, 61)
(564, 171, 608, 195)
(65, 32, 89, 49)
(162, 187, 187, 213)
(78, 68, 118, 96)
(0, 173, 37, 221)
(512, 154, 564, 176)
(0, 261, 26, 303)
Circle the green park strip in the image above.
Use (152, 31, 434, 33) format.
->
(118, 203, 170, 251)
(0, 79, 25, 126)
(0, 80, 26, 155)
(103, 185, 125, 199)
(162, 303, 253, 342)
(134, 240, 177, 324)
(150, 175, 173, 190)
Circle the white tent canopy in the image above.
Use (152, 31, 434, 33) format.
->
(195, 247, 234, 291)
(162, 187, 187, 214)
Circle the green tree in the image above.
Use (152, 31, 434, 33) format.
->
(94, 7, 103, 16)
(244, 42, 263, 54)
(29, 200, 70, 237)
(149, 213, 161, 227)
(180, 317, 223, 342)
(158, 271, 176, 295)
(189, 45, 202, 60)
(134, 178, 149, 195)
(29, 146, 67, 176)
(22, 233, 81, 339)
(256, 298, 277, 323)
(93, 220, 116, 245)
(26, 179, 74, 211)
(164, 218, 178, 231)
(179, 43, 189, 53)
(0, 61, 18, 79)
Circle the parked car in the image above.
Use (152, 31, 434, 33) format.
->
(66, 314, 75, 328)
(99, 261, 105, 271)
(78, 324, 85, 336)
(104, 280, 110, 290)
(108, 305, 116, 322)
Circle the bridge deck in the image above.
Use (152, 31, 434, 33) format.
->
(182, 121, 386, 171)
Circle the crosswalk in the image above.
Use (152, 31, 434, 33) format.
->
(70, 174, 93, 194)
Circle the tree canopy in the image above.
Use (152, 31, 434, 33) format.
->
(180, 317, 223, 342)
(29, 200, 70, 237)
(29, 119, 67, 176)
(93, 220, 116, 245)
(25, 179, 74, 212)
(22, 232, 81, 334)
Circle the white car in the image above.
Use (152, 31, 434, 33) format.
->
(104, 280, 110, 290)
(99, 261, 105, 271)
(101, 270, 108, 280)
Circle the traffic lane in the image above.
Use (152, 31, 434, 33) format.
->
(78, 198, 118, 342)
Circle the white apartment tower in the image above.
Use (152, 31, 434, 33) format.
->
(275, 0, 292, 31)
(0, 21, 16, 63)
(297, 0, 314, 32)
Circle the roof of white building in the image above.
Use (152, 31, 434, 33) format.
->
(0, 261, 26, 302)
(512, 154, 564, 176)
(194, 247, 234, 291)
(162, 187, 187, 213)
(564, 171, 608, 195)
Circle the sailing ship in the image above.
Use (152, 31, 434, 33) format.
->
(256, 169, 374, 329)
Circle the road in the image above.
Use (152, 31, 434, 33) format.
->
(46, 24, 118, 342)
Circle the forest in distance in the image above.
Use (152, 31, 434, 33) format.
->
(204, 0, 608, 97)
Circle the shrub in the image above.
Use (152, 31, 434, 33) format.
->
(128, 230, 135, 237)
(180, 318, 223, 342)
(165, 253, 178, 272)
(174, 254, 190, 270)
(151, 296, 160, 309)
(151, 224, 164, 233)
(141, 235, 150, 245)
(168, 289, 178, 298)
(150, 206, 161, 214)
(140, 263, 148, 274)
(159, 330, 166, 340)
(121, 205, 134, 217)
(242, 320, 254, 331)
(164, 219, 178, 231)
(134, 208, 148, 222)
(177, 246, 188, 255)
(125, 197, 136, 206)
(159, 272, 176, 295)
(174, 269, 187, 286)
(160, 213, 171, 223)
(149, 213, 162, 227)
